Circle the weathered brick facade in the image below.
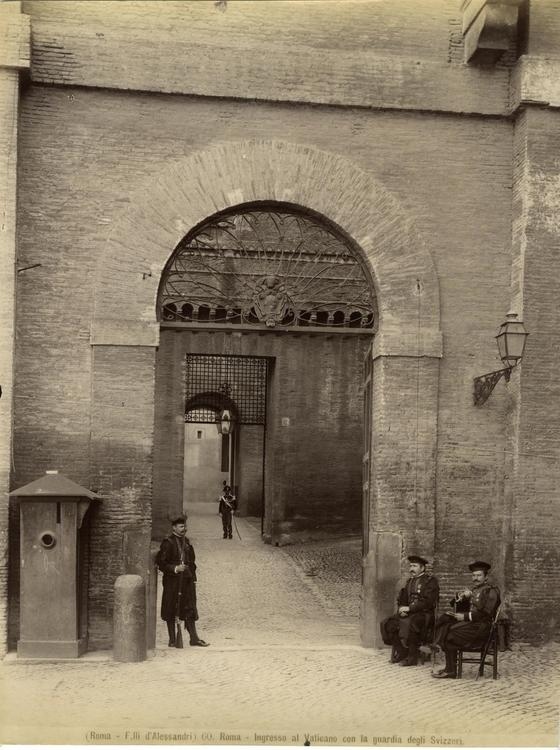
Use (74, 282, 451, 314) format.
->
(2, 0, 559, 652)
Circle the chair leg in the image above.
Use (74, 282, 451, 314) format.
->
(479, 652, 485, 677)
(457, 651, 463, 679)
(493, 650, 498, 679)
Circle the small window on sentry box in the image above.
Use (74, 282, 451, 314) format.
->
(197, 430, 203, 439)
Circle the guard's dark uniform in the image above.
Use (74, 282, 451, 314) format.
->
(436, 581, 500, 674)
(381, 572, 439, 664)
(218, 493, 237, 539)
(158, 533, 199, 623)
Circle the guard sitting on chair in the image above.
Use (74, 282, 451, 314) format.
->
(432, 560, 500, 679)
(380, 555, 439, 667)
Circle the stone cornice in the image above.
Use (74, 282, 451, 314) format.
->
(461, 0, 523, 66)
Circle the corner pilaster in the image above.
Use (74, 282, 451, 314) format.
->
(0, 0, 30, 657)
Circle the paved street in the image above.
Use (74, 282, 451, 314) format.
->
(1, 503, 558, 747)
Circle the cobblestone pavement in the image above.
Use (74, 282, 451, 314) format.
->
(1, 503, 558, 747)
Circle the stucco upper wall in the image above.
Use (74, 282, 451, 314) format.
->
(21, 0, 512, 116)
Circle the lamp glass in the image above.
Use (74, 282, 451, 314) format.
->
(496, 314, 528, 366)
(216, 409, 233, 435)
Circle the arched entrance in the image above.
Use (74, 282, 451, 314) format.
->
(90, 139, 442, 646)
(153, 203, 376, 545)
(184, 386, 241, 506)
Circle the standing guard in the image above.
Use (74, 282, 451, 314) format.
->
(380, 555, 439, 666)
(218, 488, 238, 539)
(432, 560, 500, 679)
(157, 515, 209, 648)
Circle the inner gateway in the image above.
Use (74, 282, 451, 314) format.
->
(152, 203, 377, 543)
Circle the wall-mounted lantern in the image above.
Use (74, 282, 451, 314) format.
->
(473, 312, 529, 406)
(216, 409, 235, 435)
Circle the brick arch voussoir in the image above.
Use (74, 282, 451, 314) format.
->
(94, 140, 440, 333)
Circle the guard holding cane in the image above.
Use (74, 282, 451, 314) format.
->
(157, 515, 209, 648)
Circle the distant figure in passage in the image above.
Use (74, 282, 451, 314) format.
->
(218, 487, 237, 539)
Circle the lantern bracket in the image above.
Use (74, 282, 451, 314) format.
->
(473, 312, 528, 406)
(473, 365, 513, 406)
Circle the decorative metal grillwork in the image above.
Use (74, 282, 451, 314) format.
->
(184, 354, 268, 425)
(159, 207, 376, 329)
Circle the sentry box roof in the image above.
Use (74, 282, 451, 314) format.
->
(10, 470, 100, 500)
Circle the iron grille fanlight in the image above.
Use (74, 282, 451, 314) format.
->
(159, 207, 376, 329)
(185, 354, 268, 426)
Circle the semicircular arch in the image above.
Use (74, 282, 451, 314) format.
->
(93, 139, 441, 349)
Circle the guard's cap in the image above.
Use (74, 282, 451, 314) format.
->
(171, 515, 187, 525)
(468, 560, 491, 573)
(408, 555, 429, 566)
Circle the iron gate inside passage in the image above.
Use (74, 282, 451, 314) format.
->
(184, 354, 268, 425)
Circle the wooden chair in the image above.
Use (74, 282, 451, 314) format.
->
(457, 605, 501, 680)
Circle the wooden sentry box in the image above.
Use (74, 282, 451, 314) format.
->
(11, 471, 100, 658)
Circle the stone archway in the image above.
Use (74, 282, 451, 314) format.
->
(93, 139, 440, 333)
(91, 140, 442, 647)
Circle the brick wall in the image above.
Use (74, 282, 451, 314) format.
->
(527, 0, 560, 56)
(506, 107, 560, 642)
(11, 83, 521, 644)
(23, 0, 510, 116)
(235, 425, 265, 518)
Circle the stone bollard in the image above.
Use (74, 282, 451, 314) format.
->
(113, 574, 147, 662)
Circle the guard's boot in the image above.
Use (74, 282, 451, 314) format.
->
(166, 620, 176, 647)
(185, 620, 209, 647)
(390, 641, 408, 663)
(401, 633, 419, 666)
(432, 649, 456, 678)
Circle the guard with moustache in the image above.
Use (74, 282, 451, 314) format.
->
(432, 560, 500, 679)
(157, 515, 209, 648)
(380, 555, 439, 666)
